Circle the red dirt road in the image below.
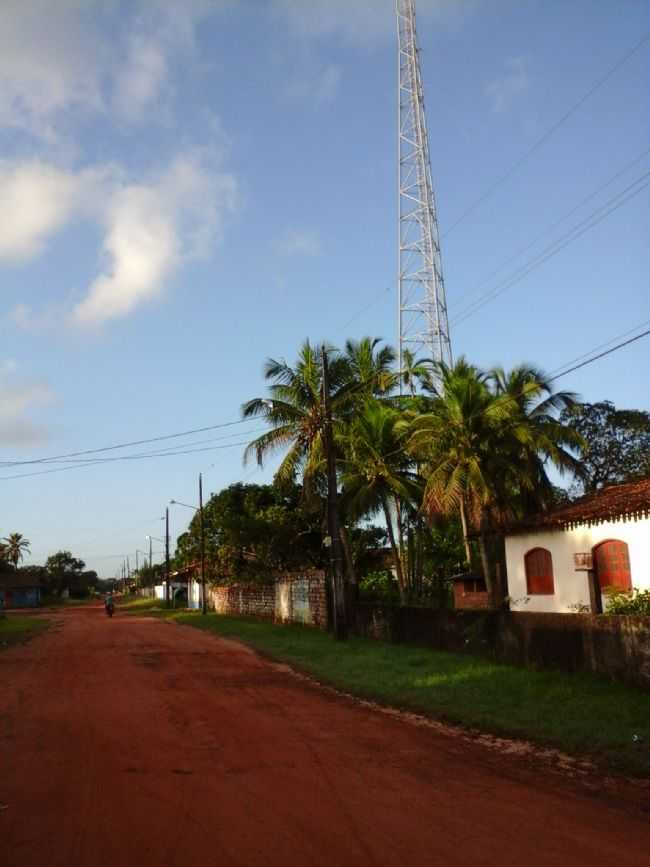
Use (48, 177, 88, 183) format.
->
(2, 607, 649, 867)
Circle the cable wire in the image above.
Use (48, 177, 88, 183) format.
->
(442, 29, 650, 238)
(451, 171, 650, 327)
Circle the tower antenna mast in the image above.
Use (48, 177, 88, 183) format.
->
(397, 0, 452, 386)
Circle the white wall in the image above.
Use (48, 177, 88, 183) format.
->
(505, 516, 650, 613)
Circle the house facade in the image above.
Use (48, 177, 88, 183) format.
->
(505, 479, 650, 613)
(0, 573, 42, 609)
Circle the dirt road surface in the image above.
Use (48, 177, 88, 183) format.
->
(2, 606, 649, 867)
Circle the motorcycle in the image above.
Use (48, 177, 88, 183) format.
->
(105, 601, 114, 618)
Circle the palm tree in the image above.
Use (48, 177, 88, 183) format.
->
(343, 337, 396, 400)
(3, 533, 31, 570)
(403, 359, 582, 607)
(242, 340, 351, 487)
(399, 349, 434, 396)
(339, 400, 422, 601)
(488, 364, 583, 512)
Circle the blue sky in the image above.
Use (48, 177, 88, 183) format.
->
(1, 0, 648, 577)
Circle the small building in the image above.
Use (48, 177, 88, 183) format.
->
(451, 573, 488, 609)
(505, 479, 650, 613)
(0, 572, 42, 609)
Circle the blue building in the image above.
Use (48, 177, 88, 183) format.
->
(0, 572, 42, 609)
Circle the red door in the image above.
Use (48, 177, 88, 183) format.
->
(593, 540, 632, 592)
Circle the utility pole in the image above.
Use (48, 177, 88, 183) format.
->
(321, 345, 347, 640)
(165, 507, 170, 606)
(199, 472, 207, 615)
(397, 0, 452, 390)
(149, 535, 153, 587)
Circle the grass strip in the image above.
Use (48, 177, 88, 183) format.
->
(0, 615, 50, 650)
(158, 611, 650, 776)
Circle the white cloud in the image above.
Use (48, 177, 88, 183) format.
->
(0, 0, 104, 137)
(71, 153, 238, 326)
(274, 0, 467, 42)
(0, 161, 108, 261)
(0, 0, 228, 136)
(0, 360, 54, 447)
(284, 64, 342, 105)
(112, 35, 170, 122)
(0, 151, 237, 327)
(274, 230, 322, 257)
(485, 57, 529, 113)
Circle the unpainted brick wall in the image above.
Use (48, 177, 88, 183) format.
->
(207, 571, 328, 629)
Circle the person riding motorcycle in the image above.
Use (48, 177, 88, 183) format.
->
(105, 593, 115, 617)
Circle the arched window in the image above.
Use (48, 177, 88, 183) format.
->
(524, 548, 554, 595)
(593, 540, 631, 592)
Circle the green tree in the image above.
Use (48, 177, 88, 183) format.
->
(242, 340, 351, 487)
(559, 400, 650, 494)
(45, 551, 86, 596)
(340, 400, 422, 601)
(2, 533, 31, 569)
(404, 359, 581, 607)
(174, 483, 326, 583)
(398, 349, 434, 396)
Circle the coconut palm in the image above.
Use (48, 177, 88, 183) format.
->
(242, 340, 351, 487)
(342, 337, 396, 401)
(404, 359, 583, 606)
(339, 400, 422, 600)
(488, 364, 584, 514)
(3, 532, 31, 569)
(398, 349, 435, 396)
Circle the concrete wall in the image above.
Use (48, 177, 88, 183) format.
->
(353, 605, 650, 689)
(206, 571, 328, 628)
(505, 516, 650, 613)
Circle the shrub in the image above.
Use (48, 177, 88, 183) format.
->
(603, 587, 650, 615)
(359, 570, 400, 603)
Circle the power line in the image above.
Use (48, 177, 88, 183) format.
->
(451, 145, 650, 312)
(442, 29, 650, 238)
(451, 170, 650, 327)
(0, 438, 254, 481)
(547, 318, 650, 377)
(36, 427, 266, 465)
(549, 329, 650, 382)
(0, 417, 251, 468)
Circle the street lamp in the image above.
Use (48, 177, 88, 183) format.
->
(170, 472, 206, 615)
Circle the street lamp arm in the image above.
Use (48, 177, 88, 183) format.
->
(170, 499, 199, 512)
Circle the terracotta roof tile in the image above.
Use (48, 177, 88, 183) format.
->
(511, 477, 650, 532)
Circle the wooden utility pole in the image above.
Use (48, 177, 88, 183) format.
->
(321, 345, 347, 640)
(199, 472, 207, 615)
(165, 507, 170, 606)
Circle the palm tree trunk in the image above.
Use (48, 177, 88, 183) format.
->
(338, 524, 356, 584)
(477, 511, 500, 608)
(382, 495, 406, 602)
(458, 500, 472, 567)
(394, 495, 408, 594)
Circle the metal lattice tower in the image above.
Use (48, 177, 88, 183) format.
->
(397, 0, 452, 381)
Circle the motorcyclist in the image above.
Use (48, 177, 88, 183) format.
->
(105, 592, 115, 616)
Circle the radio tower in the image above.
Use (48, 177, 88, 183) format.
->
(397, 0, 452, 383)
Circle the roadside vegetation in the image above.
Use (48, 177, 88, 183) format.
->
(153, 611, 650, 775)
(163, 338, 649, 612)
(0, 615, 49, 650)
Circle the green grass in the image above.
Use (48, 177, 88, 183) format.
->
(121, 596, 184, 613)
(0, 615, 49, 649)
(153, 611, 650, 776)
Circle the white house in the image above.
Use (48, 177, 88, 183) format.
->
(505, 479, 650, 613)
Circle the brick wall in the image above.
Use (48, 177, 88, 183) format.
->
(452, 585, 489, 610)
(353, 605, 650, 689)
(206, 571, 328, 629)
(208, 584, 275, 619)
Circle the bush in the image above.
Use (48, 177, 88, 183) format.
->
(359, 570, 400, 603)
(603, 587, 650, 615)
